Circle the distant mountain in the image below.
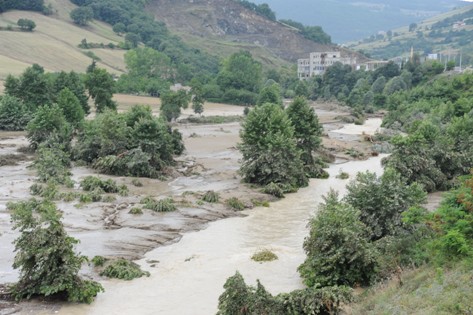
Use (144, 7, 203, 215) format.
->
(251, 0, 469, 43)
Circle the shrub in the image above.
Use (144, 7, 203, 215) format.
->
(251, 249, 278, 262)
(344, 168, 426, 241)
(336, 171, 350, 179)
(102, 195, 116, 203)
(226, 197, 245, 210)
(91, 256, 107, 267)
(129, 207, 143, 215)
(29, 182, 59, 200)
(100, 259, 150, 280)
(8, 199, 103, 303)
(34, 145, 71, 185)
(299, 191, 378, 288)
(262, 183, 284, 198)
(202, 190, 220, 203)
(80, 176, 119, 193)
(27, 104, 72, 150)
(144, 198, 176, 212)
(217, 272, 352, 315)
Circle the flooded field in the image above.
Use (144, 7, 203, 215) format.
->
(0, 100, 401, 314)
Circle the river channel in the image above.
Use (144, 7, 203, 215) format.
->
(60, 119, 386, 315)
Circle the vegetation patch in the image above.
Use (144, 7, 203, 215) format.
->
(100, 259, 150, 280)
(143, 198, 177, 212)
(202, 190, 220, 203)
(251, 249, 278, 262)
(179, 115, 242, 124)
(336, 171, 350, 179)
(131, 178, 143, 187)
(262, 183, 284, 198)
(129, 207, 143, 215)
(226, 197, 245, 210)
(91, 256, 107, 267)
(80, 176, 120, 193)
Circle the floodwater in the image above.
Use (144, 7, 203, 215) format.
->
(59, 120, 387, 315)
(1, 117, 390, 314)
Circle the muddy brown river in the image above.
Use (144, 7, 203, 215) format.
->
(1, 116, 398, 314)
(59, 155, 386, 315)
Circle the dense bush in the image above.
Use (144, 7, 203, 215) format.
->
(299, 191, 378, 288)
(344, 168, 426, 241)
(34, 144, 72, 185)
(26, 104, 72, 149)
(8, 199, 103, 303)
(73, 106, 183, 178)
(217, 272, 352, 315)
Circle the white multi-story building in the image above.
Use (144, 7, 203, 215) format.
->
(297, 51, 356, 79)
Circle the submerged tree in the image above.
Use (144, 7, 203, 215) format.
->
(9, 199, 103, 303)
(238, 102, 307, 189)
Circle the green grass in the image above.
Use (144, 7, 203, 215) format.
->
(352, 263, 473, 314)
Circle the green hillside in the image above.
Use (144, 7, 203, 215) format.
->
(348, 4, 473, 64)
(0, 0, 126, 79)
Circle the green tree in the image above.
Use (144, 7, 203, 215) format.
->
(257, 83, 282, 107)
(217, 51, 262, 94)
(299, 191, 378, 288)
(191, 86, 205, 115)
(0, 95, 31, 131)
(238, 103, 307, 189)
(286, 97, 323, 177)
(6, 64, 50, 109)
(56, 88, 85, 127)
(160, 90, 190, 122)
(17, 18, 36, 31)
(70, 7, 93, 26)
(26, 104, 72, 149)
(85, 68, 117, 113)
(344, 169, 426, 241)
(124, 47, 173, 81)
(125, 32, 141, 48)
(52, 71, 90, 114)
(112, 22, 126, 34)
(9, 199, 103, 303)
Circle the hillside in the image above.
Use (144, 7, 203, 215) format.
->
(146, 0, 361, 67)
(252, 0, 468, 43)
(348, 4, 473, 63)
(0, 0, 126, 79)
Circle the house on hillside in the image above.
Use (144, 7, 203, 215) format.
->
(297, 51, 357, 79)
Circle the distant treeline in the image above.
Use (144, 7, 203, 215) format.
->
(0, 0, 44, 13)
(234, 0, 276, 21)
(280, 19, 331, 45)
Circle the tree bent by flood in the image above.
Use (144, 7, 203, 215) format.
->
(8, 199, 103, 303)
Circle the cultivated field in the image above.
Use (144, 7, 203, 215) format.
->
(0, 9, 126, 79)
